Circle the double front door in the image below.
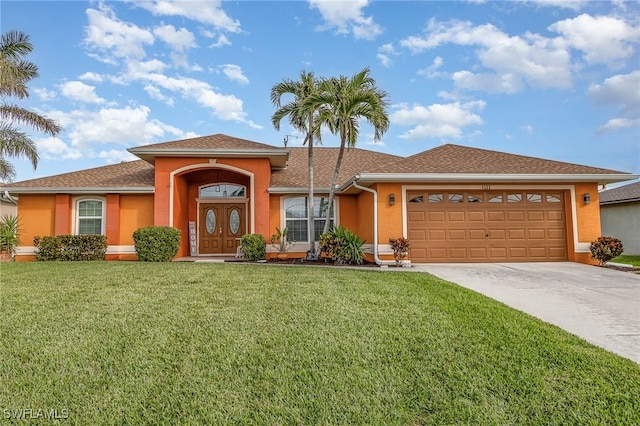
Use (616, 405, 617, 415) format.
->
(199, 203, 245, 254)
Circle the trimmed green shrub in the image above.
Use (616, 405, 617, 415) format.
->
(320, 226, 365, 265)
(241, 234, 266, 261)
(590, 236, 624, 266)
(133, 226, 181, 262)
(33, 235, 107, 261)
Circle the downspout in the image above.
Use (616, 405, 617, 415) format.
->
(4, 191, 18, 205)
(351, 181, 395, 266)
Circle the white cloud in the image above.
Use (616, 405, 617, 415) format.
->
(47, 105, 193, 148)
(78, 72, 104, 82)
(417, 56, 444, 79)
(209, 34, 231, 48)
(84, 5, 154, 60)
(589, 71, 640, 132)
(521, 124, 534, 135)
(33, 87, 56, 101)
(220, 64, 249, 85)
(528, 0, 587, 11)
(144, 85, 175, 106)
(153, 24, 196, 51)
(134, 0, 241, 33)
(98, 149, 139, 163)
(59, 81, 106, 104)
(377, 43, 397, 67)
(400, 19, 573, 92)
(309, 0, 382, 40)
(596, 117, 640, 134)
(390, 100, 486, 140)
(36, 137, 83, 160)
(549, 14, 640, 67)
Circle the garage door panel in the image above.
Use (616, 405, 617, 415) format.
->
(449, 229, 467, 240)
(428, 211, 446, 221)
(488, 211, 505, 221)
(469, 229, 486, 240)
(448, 211, 465, 222)
(528, 229, 546, 239)
(508, 229, 525, 240)
(407, 190, 567, 262)
(428, 229, 446, 240)
(507, 211, 525, 221)
(468, 211, 485, 221)
(527, 211, 545, 221)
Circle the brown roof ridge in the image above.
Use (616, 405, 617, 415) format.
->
(131, 133, 282, 151)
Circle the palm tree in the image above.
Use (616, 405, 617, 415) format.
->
(271, 71, 322, 258)
(309, 67, 389, 234)
(0, 30, 61, 181)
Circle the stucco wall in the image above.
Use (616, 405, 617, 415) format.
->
(601, 201, 640, 255)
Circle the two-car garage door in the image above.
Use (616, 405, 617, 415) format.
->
(407, 190, 567, 262)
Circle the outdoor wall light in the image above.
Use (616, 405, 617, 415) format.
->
(389, 193, 396, 206)
(583, 193, 591, 205)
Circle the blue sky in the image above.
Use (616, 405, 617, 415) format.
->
(3, 0, 639, 183)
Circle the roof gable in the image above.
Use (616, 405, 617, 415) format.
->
(131, 133, 281, 151)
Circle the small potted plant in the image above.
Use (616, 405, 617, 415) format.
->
(389, 237, 410, 267)
(270, 227, 295, 260)
(0, 215, 21, 262)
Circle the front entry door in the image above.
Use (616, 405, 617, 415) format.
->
(199, 203, 245, 254)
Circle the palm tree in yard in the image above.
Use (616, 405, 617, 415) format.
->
(271, 71, 323, 258)
(309, 67, 390, 235)
(0, 30, 61, 181)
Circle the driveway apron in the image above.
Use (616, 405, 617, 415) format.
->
(413, 262, 640, 363)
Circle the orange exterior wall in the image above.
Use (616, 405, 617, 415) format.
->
(15, 195, 56, 261)
(572, 182, 601, 265)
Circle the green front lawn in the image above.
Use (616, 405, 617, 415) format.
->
(1, 262, 638, 424)
(613, 255, 640, 267)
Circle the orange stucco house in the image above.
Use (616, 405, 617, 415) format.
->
(3, 134, 636, 264)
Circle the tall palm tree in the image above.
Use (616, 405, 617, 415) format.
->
(309, 67, 389, 234)
(271, 71, 322, 257)
(0, 30, 61, 181)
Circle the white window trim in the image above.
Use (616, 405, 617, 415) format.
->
(72, 196, 106, 235)
(281, 195, 339, 244)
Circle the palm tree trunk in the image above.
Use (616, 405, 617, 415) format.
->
(307, 134, 316, 258)
(322, 138, 346, 235)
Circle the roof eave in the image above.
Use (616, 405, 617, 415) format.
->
(128, 148, 290, 169)
(340, 173, 640, 191)
(268, 187, 333, 194)
(600, 198, 640, 205)
(0, 187, 155, 194)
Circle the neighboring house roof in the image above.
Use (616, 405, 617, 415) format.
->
(599, 181, 640, 205)
(1, 160, 155, 193)
(0, 136, 636, 194)
(129, 133, 289, 168)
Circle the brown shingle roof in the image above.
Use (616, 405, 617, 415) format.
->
(131, 133, 282, 151)
(2, 160, 154, 190)
(373, 144, 626, 175)
(271, 147, 402, 188)
(599, 181, 640, 204)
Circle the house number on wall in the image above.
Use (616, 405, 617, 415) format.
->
(481, 184, 491, 190)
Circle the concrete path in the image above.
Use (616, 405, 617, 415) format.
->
(413, 262, 640, 364)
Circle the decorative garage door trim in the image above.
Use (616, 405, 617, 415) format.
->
(401, 184, 587, 257)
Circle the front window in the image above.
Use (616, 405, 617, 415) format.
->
(284, 196, 335, 242)
(77, 199, 104, 235)
(200, 183, 246, 198)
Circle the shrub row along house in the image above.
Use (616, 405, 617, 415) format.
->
(2, 134, 636, 263)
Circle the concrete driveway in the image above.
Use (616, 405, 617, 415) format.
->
(413, 262, 640, 363)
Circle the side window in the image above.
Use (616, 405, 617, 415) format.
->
(77, 199, 104, 235)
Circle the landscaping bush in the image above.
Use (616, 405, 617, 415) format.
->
(320, 226, 365, 265)
(240, 233, 266, 261)
(133, 226, 181, 262)
(590, 236, 624, 266)
(33, 235, 107, 261)
(389, 237, 410, 266)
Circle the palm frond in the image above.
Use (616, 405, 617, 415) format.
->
(0, 103, 61, 136)
(0, 122, 39, 170)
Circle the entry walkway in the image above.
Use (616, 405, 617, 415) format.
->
(413, 262, 640, 363)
